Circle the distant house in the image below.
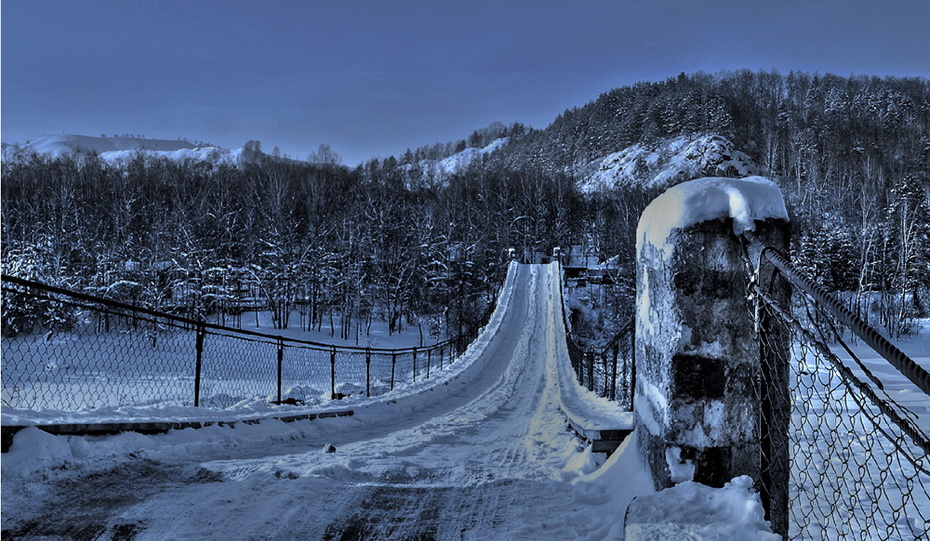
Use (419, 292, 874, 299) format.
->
(562, 245, 599, 280)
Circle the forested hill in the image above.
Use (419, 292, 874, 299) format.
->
(3, 70, 929, 339)
(404, 71, 929, 214)
(504, 70, 928, 184)
(391, 70, 930, 334)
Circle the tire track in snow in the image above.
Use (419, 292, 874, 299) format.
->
(313, 264, 588, 539)
(2, 459, 223, 540)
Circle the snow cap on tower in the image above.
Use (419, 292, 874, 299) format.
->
(637, 176, 788, 259)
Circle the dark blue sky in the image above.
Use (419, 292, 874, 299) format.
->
(4, 0, 930, 165)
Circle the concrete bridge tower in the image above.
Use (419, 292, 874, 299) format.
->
(634, 176, 790, 534)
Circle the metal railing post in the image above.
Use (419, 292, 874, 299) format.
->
(602, 352, 609, 396)
(330, 346, 337, 400)
(629, 343, 636, 412)
(412, 348, 418, 383)
(586, 352, 594, 391)
(391, 352, 397, 390)
(611, 344, 620, 401)
(365, 348, 371, 397)
(427, 349, 432, 379)
(194, 325, 205, 407)
(276, 338, 284, 403)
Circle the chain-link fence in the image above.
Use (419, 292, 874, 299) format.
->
(1, 275, 494, 412)
(746, 232, 930, 540)
(558, 264, 635, 411)
(565, 323, 635, 411)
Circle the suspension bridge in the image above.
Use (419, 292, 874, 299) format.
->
(2, 178, 929, 540)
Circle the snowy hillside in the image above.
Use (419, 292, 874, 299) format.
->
(435, 138, 508, 175)
(99, 146, 241, 165)
(16, 134, 202, 155)
(579, 134, 758, 194)
(398, 137, 511, 179)
(4, 134, 247, 165)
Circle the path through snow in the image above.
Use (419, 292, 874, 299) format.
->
(2, 264, 654, 540)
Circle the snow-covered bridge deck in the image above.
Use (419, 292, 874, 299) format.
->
(3, 263, 653, 539)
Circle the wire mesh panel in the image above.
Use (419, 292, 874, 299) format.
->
(198, 332, 278, 408)
(2, 299, 197, 410)
(394, 351, 416, 389)
(369, 353, 396, 396)
(281, 345, 332, 405)
(2, 275, 501, 412)
(754, 272, 930, 539)
(333, 350, 368, 397)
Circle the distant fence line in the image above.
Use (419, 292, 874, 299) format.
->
(1, 274, 497, 412)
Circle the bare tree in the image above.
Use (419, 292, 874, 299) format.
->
(308, 143, 342, 166)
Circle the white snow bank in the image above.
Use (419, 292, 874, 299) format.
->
(1, 401, 324, 427)
(2, 427, 74, 477)
(568, 429, 656, 538)
(636, 176, 788, 258)
(625, 475, 779, 540)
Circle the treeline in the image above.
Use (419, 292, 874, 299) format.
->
(3, 70, 928, 339)
(437, 70, 930, 335)
(395, 121, 526, 164)
(1, 150, 584, 340)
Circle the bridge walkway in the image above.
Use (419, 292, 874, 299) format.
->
(2, 263, 652, 540)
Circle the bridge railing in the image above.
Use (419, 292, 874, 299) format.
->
(1, 274, 497, 412)
(558, 264, 635, 411)
(743, 231, 930, 539)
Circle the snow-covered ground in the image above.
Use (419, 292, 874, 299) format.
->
(830, 317, 930, 433)
(214, 307, 445, 350)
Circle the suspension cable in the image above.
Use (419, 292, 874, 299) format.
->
(742, 230, 930, 398)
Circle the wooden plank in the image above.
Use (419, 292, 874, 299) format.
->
(563, 413, 632, 456)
